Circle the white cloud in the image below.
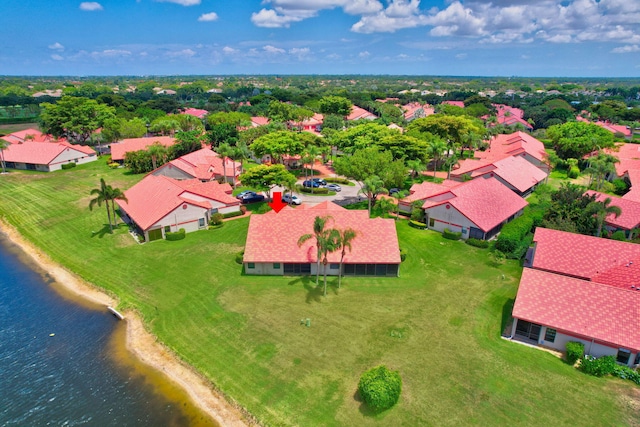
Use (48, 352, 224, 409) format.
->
(198, 12, 218, 22)
(611, 44, 640, 53)
(166, 49, 196, 58)
(358, 51, 370, 58)
(79, 2, 103, 11)
(263, 45, 286, 54)
(51, 54, 64, 61)
(48, 42, 64, 51)
(251, 0, 382, 28)
(91, 49, 132, 58)
(154, 0, 200, 6)
(251, 8, 314, 28)
(455, 53, 467, 59)
(222, 46, 238, 54)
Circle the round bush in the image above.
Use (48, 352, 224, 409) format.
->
(358, 365, 402, 412)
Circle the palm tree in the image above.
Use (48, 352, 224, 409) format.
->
(406, 159, 425, 180)
(590, 197, 622, 238)
(336, 227, 358, 289)
(320, 228, 341, 296)
(303, 145, 321, 194)
(147, 141, 167, 170)
(298, 215, 333, 287)
(89, 178, 114, 233)
(427, 138, 447, 177)
(0, 138, 9, 174)
(359, 175, 388, 216)
(107, 185, 128, 228)
(217, 142, 235, 184)
(444, 154, 459, 180)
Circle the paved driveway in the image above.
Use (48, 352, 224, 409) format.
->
(273, 179, 363, 207)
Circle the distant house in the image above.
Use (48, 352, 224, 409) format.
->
(0, 140, 96, 172)
(151, 147, 241, 184)
(346, 106, 377, 121)
(492, 104, 533, 131)
(421, 177, 528, 240)
(110, 136, 177, 163)
(117, 175, 240, 242)
(181, 108, 209, 120)
(585, 190, 640, 238)
(2, 128, 65, 144)
(243, 201, 401, 276)
(511, 228, 640, 366)
(475, 132, 549, 173)
(292, 113, 323, 133)
(250, 116, 270, 127)
(402, 103, 434, 122)
(441, 100, 465, 108)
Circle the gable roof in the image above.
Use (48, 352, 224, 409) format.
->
(110, 136, 176, 161)
(623, 170, 640, 202)
(181, 108, 208, 119)
(585, 190, 640, 230)
(477, 132, 547, 164)
(605, 143, 640, 176)
(403, 180, 461, 203)
(491, 155, 548, 193)
(162, 147, 241, 180)
(346, 105, 377, 121)
(1, 141, 95, 165)
(116, 175, 237, 231)
(423, 177, 528, 232)
(2, 128, 64, 144)
(513, 268, 640, 352)
(244, 202, 400, 264)
(531, 227, 640, 281)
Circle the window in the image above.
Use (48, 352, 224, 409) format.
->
(429, 218, 435, 227)
(617, 349, 631, 364)
(330, 263, 339, 270)
(515, 320, 541, 341)
(544, 328, 557, 343)
(273, 263, 280, 269)
(247, 263, 255, 269)
(283, 263, 311, 275)
(461, 227, 467, 234)
(199, 218, 205, 227)
(164, 226, 171, 233)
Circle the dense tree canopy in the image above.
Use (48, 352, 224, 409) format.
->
(334, 147, 406, 189)
(334, 122, 400, 154)
(250, 131, 305, 163)
(547, 121, 615, 159)
(406, 114, 485, 155)
(40, 96, 116, 144)
(319, 96, 352, 117)
(238, 164, 296, 198)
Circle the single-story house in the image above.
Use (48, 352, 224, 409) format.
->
(402, 103, 434, 122)
(151, 148, 241, 184)
(110, 136, 177, 163)
(0, 141, 96, 172)
(398, 179, 461, 214)
(117, 174, 240, 242)
(1, 128, 65, 144)
(346, 106, 378, 121)
(181, 108, 209, 120)
(476, 132, 549, 173)
(291, 113, 323, 133)
(511, 228, 640, 366)
(421, 177, 528, 240)
(585, 190, 640, 238)
(452, 155, 548, 197)
(243, 201, 401, 276)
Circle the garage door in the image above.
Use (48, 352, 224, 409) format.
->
(148, 228, 163, 242)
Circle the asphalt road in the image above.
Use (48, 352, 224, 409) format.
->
(272, 179, 363, 207)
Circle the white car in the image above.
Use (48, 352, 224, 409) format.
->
(282, 194, 302, 205)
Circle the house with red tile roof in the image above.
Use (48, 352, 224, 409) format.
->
(346, 105, 377, 121)
(291, 113, 324, 133)
(475, 132, 549, 173)
(117, 174, 240, 242)
(151, 147, 241, 184)
(510, 227, 640, 366)
(250, 116, 270, 127)
(421, 177, 528, 240)
(491, 104, 533, 131)
(452, 155, 548, 196)
(1, 128, 66, 144)
(624, 170, 640, 203)
(110, 136, 177, 162)
(584, 191, 640, 238)
(243, 201, 400, 276)
(181, 108, 209, 120)
(441, 100, 465, 108)
(397, 180, 461, 213)
(402, 103, 434, 122)
(0, 141, 96, 172)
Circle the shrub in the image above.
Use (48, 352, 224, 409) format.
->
(358, 365, 402, 412)
(567, 166, 580, 179)
(565, 341, 584, 365)
(108, 162, 120, 169)
(324, 177, 351, 185)
(210, 213, 224, 226)
(61, 163, 76, 170)
(222, 210, 244, 219)
(580, 355, 616, 377)
(612, 365, 640, 385)
(298, 185, 329, 194)
(612, 178, 629, 195)
(235, 250, 244, 265)
(408, 220, 426, 230)
(399, 248, 407, 262)
(611, 230, 627, 241)
(443, 228, 462, 240)
(165, 228, 186, 241)
(466, 238, 489, 248)
(239, 205, 247, 214)
(495, 213, 534, 255)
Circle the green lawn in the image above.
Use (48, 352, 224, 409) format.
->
(0, 160, 638, 426)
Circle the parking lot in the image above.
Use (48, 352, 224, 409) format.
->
(271, 178, 363, 207)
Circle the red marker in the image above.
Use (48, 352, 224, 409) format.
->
(268, 191, 287, 213)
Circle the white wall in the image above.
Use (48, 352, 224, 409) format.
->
(424, 203, 476, 239)
(152, 165, 194, 180)
(50, 148, 97, 170)
(150, 203, 209, 235)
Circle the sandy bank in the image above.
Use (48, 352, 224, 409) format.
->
(0, 220, 251, 427)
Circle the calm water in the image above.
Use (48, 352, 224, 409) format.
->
(0, 235, 217, 426)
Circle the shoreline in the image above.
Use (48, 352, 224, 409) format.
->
(0, 220, 251, 427)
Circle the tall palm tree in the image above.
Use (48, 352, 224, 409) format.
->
(297, 215, 333, 287)
(147, 141, 167, 170)
(320, 228, 341, 296)
(217, 142, 235, 184)
(0, 138, 9, 174)
(427, 138, 447, 177)
(89, 178, 113, 233)
(406, 159, 425, 180)
(590, 197, 622, 238)
(303, 145, 321, 194)
(359, 175, 388, 216)
(107, 184, 128, 228)
(336, 227, 358, 289)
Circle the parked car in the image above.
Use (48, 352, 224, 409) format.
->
(326, 183, 341, 192)
(282, 194, 302, 205)
(240, 193, 265, 204)
(302, 180, 320, 188)
(389, 188, 401, 195)
(311, 178, 327, 186)
(236, 190, 254, 199)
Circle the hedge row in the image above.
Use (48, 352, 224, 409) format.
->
(297, 185, 330, 194)
(324, 177, 352, 185)
(612, 365, 640, 385)
(165, 228, 186, 241)
(222, 210, 244, 219)
(61, 163, 77, 170)
(494, 209, 543, 257)
(466, 238, 490, 248)
(408, 220, 426, 230)
(580, 355, 616, 377)
(442, 228, 462, 240)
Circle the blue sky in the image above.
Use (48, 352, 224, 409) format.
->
(1, 0, 639, 77)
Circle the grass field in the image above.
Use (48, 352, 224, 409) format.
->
(0, 159, 638, 426)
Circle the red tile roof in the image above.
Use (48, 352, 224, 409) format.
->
(532, 227, 640, 281)
(2, 128, 65, 144)
(477, 132, 547, 164)
(110, 136, 176, 161)
(403, 180, 461, 203)
(513, 268, 640, 352)
(181, 108, 209, 119)
(244, 202, 400, 264)
(442, 100, 465, 108)
(623, 170, 640, 202)
(604, 143, 640, 176)
(162, 148, 241, 180)
(423, 177, 528, 232)
(2, 141, 95, 165)
(117, 175, 237, 231)
(492, 156, 548, 193)
(346, 106, 377, 121)
(585, 190, 640, 230)
(251, 117, 270, 127)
